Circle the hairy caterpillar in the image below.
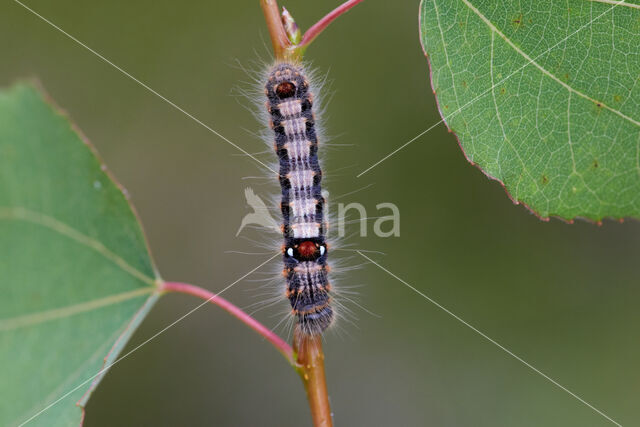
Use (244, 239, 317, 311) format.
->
(265, 62, 333, 336)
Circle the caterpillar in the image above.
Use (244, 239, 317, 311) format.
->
(265, 62, 333, 336)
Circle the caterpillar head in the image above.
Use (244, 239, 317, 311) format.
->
(265, 63, 309, 102)
(284, 240, 327, 262)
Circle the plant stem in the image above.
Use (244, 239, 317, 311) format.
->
(160, 281, 294, 364)
(294, 328, 333, 427)
(260, 0, 291, 60)
(251, 2, 367, 424)
(299, 0, 366, 48)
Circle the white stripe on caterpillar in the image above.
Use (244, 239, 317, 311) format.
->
(283, 117, 307, 136)
(290, 198, 317, 218)
(279, 99, 302, 116)
(288, 169, 315, 189)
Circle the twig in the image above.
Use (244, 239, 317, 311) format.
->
(294, 328, 332, 427)
(160, 281, 295, 364)
(260, 0, 291, 60)
(257, 2, 366, 425)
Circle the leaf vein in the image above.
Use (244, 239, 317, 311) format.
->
(0, 206, 155, 286)
(0, 287, 155, 331)
(461, 0, 640, 127)
(588, 0, 640, 10)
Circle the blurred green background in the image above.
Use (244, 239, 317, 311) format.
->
(2, 0, 639, 426)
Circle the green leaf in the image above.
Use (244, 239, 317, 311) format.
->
(0, 83, 160, 426)
(419, 0, 640, 221)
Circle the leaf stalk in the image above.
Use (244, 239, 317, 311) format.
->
(160, 281, 295, 364)
(161, 281, 333, 426)
(299, 0, 365, 49)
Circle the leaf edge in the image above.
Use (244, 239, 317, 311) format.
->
(417, 0, 637, 225)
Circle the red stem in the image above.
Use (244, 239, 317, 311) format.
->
(161, 281, 294, 364)
(299, 0, 366, 48)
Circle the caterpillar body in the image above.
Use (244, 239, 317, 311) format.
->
(265, 62, 333, 336)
